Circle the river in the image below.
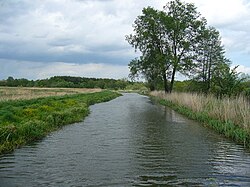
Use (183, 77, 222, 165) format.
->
(0, 93, 250, 186)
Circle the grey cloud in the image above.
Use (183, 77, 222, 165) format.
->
(0, 0, 138, 67)
(4, 2, 37, 25)
(0, 49, 131, 65)
(0, 59, 129, 80)
(1, 0, 249, 79)
(32, 33, 49, 39)
(48, 38, 74, 47)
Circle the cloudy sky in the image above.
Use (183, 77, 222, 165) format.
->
(0, 0, 250, 80)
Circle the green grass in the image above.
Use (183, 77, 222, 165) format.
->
(0, 90, 121, 154)
(152, 96, 250, 148)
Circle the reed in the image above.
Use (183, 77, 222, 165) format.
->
(150, 91, 250, 146)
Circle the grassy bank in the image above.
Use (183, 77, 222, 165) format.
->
(150, 91, 250, 147)
(0, 90, 120, 154)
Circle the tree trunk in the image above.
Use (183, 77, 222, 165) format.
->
(163, 73, 169, 93)
(170, 66, 177, 93)
(207, 55, 212, 94)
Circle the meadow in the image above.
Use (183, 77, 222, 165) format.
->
(0, 88, 120, 154)
(0, 87, 102, 101)
(151, 91, 250, 147)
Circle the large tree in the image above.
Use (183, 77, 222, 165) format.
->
(126, 0, 204, 92)
(162, 0, 204, 92)
(126, 7, 171, 91)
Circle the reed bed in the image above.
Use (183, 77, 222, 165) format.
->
(0, 87, 102, 101)
(151, 91, 250, 131)
(150, 91, 250, 134)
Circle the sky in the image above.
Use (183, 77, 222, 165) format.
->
(0, 0, 250, 80)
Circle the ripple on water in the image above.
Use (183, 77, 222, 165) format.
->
(0, 93, 250, 186)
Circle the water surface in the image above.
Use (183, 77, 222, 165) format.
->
(0, 93, 250, 186)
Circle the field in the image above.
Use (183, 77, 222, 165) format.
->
(151, 91, 250, 147)
(0, 87, 102, 101)
(0, 88, 120, 154)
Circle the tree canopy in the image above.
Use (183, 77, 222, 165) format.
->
(126, 0, 245, 96)
(126, 0, 205, 92)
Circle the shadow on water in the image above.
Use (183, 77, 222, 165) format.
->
(0, 93, 250, 186)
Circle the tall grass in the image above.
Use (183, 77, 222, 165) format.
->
(151, 91, 250, 146)
(0, 91, 120, 154)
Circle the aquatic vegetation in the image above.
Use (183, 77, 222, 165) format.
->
(0, 91, 120, 154)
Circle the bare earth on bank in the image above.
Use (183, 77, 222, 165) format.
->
(150, 91, 250, 147)
(0, 87, 102, 101)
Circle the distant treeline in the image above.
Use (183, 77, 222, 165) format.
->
(0, 76, 147, 91)
(1, 76, 250, 96)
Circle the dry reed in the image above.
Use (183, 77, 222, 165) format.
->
(0, 87, 102, 102)
(150, 91, 250, 131)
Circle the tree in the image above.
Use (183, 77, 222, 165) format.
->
(212, 63, 245, 97)
(126, 7, 170, 92)
(128, 56, 164, 91)
(126, 0, 204, 92)
(194, 26, 227, 93)
(163, 0, 204, 92)
(6, 76, 16, 87)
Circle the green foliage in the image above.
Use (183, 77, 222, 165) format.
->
(0, 91, 121, 154)
(173, 80, 190, 92)
(193, 26, 227, 94)
(125, 82, 148, 92)
(0, 76, 138, 90)
(211, 64, 245, 97)
(126, 0, 247, 97)
(126, 0, 209, 92)
(243, 87, 250, 98)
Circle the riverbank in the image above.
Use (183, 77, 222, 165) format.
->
(150, 91, 250, 148)
(0, 91, 120, 154)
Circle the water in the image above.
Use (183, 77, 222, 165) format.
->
(0, 93, 250, 186)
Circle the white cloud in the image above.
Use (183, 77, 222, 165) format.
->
(2, 0, 163, 50)
(185, 0, 250, 68)
(185, 0, 247, 26)
(235, 65, 250, 75)
(0, 0, 166, 64)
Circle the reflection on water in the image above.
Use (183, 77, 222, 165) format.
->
(0, 93, 250, 186)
